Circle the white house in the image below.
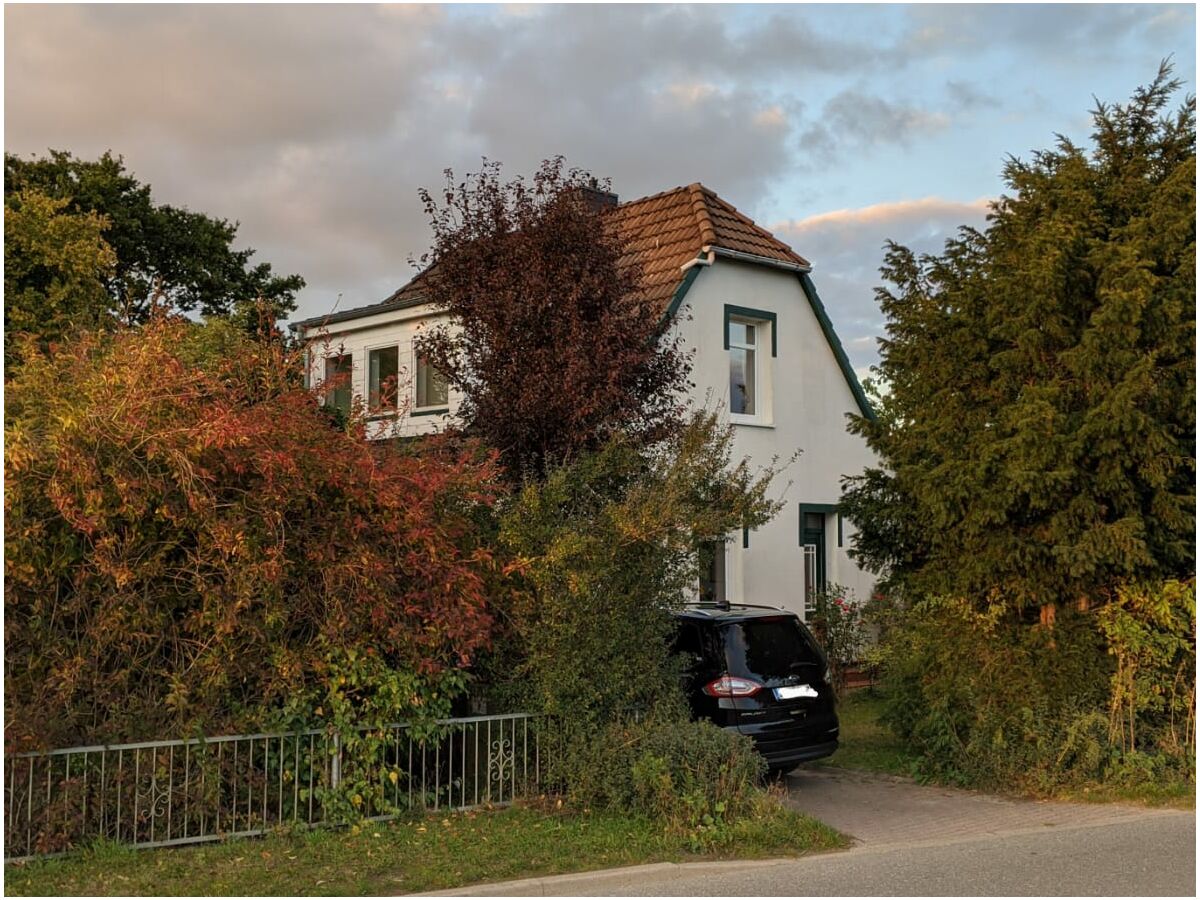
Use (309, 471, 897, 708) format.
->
(292, 183, 878, 621)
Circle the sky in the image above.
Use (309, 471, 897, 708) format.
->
(5, 3, 1195, 378)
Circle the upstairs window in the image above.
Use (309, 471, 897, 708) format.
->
(724, 306, 776, 423)
(324, 354, 352, 417)
(368, 346, 400, 413)
(728, 319, 757, 416)
(415, 355, 449, 411)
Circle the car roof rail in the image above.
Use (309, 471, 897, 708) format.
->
(682, 600, 789, 613)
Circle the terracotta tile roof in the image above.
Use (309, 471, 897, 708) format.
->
(609, 183, 809, 310)
(293, 183, 808, 329)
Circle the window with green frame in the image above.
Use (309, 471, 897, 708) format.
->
(324, 354, 353, 416)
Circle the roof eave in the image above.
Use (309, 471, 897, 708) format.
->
(706, 245, 812, 274)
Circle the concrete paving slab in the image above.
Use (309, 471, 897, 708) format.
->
(784, 765, 1172, 847)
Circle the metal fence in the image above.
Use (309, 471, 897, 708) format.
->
(4, 713, 545, 860)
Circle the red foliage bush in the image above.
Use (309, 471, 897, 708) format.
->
(415, 158, 691, 478)
(5, 318, 503, 749)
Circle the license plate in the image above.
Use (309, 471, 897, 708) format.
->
(774, 684, 818, 700)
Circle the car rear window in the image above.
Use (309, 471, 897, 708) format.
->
(722, 616, 824, 682)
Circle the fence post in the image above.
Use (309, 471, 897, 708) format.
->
(330, 733, 342, 791)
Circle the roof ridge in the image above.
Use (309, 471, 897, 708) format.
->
(686, 182, 717, 247)
(614, 184, 689, 208)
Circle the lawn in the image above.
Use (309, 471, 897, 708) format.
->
(5, 798, 845, 896)
(824, 690, 917, 777)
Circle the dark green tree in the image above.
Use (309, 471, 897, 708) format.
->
(842, 64, 1196, 616)
(4, 150, 304, 329)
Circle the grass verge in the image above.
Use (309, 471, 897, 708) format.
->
(5, 797, 845, 896)
(824, 690, 917, 777)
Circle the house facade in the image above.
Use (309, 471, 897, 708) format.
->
(292, 184, 878, 621)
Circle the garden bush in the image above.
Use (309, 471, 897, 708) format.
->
(807, 584, 867, 696)
(482, 411, 786, 729)
(877, 585, 1195, 793)
(559, 716, 765, 844)
(4, 317, 504, 750)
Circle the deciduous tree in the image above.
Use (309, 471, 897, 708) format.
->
(5, 150, 304, 329)
(414, 158, 691, 479)
(5, 317, 502, 749)
(4, 188, 116, 368)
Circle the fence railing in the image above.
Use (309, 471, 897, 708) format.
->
(4, 713, 545, 860)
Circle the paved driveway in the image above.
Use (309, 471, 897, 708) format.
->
(783, 765, 1170, 847)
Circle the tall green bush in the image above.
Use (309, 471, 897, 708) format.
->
(487, 410, 786, 728)
(877, 587, 1194, 792)
(840, 69, 1195, 794)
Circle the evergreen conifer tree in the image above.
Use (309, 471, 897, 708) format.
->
(843, 64, 1195, 617)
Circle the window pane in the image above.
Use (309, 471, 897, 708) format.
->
(325, 355, 352, 416)
(730, 347, 756, 415)
(368, 346, 399, 411)
(416, 357, 449, 409)
(723, 617, 824, 682)
(803, 545, 817, 615)
(728, 320, 756, 346)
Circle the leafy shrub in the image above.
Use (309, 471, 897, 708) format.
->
(559, 717, 765, 845)
(5, 317, 504, 750)
(877, 585, 1195, 793)
(483, 411, 786, 730)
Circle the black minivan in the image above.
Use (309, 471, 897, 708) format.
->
(672, 603, 839, 774)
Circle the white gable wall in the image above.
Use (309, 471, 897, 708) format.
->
(672, 258, 878, 618)
(300, 257, 879, 618)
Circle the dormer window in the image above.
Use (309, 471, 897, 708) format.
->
(324, 354, 352, 416)
(368, 345, 400, 412)
(415, 355, 449, 412)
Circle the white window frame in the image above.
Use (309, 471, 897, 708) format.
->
(365, 342, 402, 417)
(412, 349, 450, 415)
(727, 315, 773, 426)
(321, 350, 355, 416)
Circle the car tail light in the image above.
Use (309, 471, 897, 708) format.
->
(703, 675, 763, 697)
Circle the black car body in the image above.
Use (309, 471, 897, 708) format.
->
(672, 603, 839, 772)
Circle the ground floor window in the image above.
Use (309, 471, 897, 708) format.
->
(801, 509, 828, 616)
(698, 538, 728, 605)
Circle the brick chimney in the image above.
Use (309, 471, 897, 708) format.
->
(579, 177, 619, 212)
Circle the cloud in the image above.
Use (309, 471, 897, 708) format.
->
(777, 196, 992, 236)
(775, 197, 994, 374)
(3, 3, 1191, 329)
(946, 80, 1001, 110)
(799, 90, 952, 163)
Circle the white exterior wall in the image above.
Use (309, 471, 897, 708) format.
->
(672, 259, 878, 620)
(303, 306, 455, 440)
(301, 256, 879, 619)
